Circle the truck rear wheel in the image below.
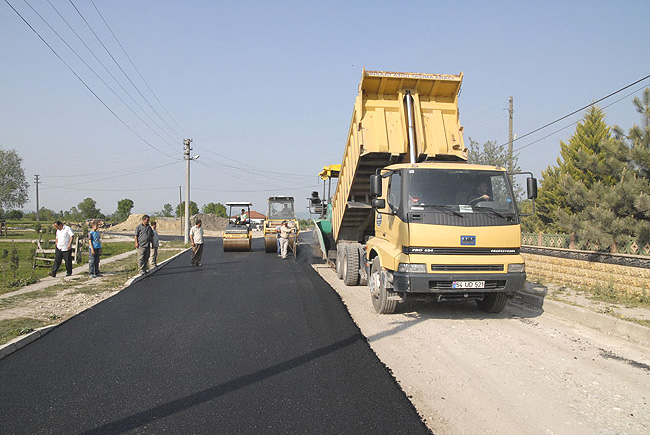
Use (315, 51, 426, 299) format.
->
(342, 245, 359, 286)
(336, 249, 344, 279)
(370, 258, 397, 314)
(476, 292, 507, 313)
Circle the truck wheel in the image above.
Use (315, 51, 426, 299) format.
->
(342, 245, 359, 286)
(369, 258, 397, 314)
(336, 249, 344, 279)
(476, 292, 507, 313)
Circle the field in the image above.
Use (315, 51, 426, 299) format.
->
(0, 236, 134, 296)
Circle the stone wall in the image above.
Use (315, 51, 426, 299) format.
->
(523, 251, 650, 297)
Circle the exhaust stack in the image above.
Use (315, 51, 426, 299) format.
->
(405, 90, 417, 164)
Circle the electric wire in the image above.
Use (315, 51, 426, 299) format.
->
(44, 0, 180, 150)
(89, 0, 188, 139)
(503, 73, 650, 149)
(40, 161, 180, 189)
(68, 0, 184, 144)
(4, 0, 178, 160)
(514, 81, 650, 152)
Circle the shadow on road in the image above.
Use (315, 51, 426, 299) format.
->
(79, 334, 364, 435)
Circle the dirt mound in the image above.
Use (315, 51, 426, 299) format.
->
(110, 213, 229, 235)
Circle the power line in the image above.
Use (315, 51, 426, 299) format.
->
(5, 0, 178, 160)
(40, 162, 180, 187)
(89, 0, 188, 139)
(514, 81, 650, 152)
(503, 73, 650, 149)
(23, 0, 179, 152)
(68, 0, 184, 144)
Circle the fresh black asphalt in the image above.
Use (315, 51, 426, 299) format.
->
(0, 236, 432, 434)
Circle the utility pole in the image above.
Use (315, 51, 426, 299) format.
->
(179, 185, 183, 236)
(183, 139, 198, 244)
(508, 96, 514, 176)
(34, 174, 40, 226)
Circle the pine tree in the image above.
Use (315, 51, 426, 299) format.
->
(553, 91, 650, 248)
(535, 106, 625, 233)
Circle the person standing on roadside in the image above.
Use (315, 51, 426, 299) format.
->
(190, 219, 204, 266)
(88, 221, 102, 278)
(134, 215, 153, 275)
(50, 221, 74, 277)
(279, 220, 295, 259)
(275, 223, 282, 257)
(149, 221, 160, 268)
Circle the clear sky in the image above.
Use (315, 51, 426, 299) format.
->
(1, 0, 649, 217)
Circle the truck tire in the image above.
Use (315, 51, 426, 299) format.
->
(342, 245, 359, 286)
(476, 292, 507, 313)
(369, 258, 397, 314)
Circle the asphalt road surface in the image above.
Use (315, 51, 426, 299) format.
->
(0, 237, 431, 434)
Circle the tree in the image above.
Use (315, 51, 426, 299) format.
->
(116, 198, 134, 221)
(176, 201, 198, 217)
(0, 147, 29, 211)
(534, 106, 627, 233)
(202, 202, 227, 217)
(78, 198, 103, 220)
(159, 203, 174, 217)
(6, 210, 24, 220)
(544, 99, 650, 248)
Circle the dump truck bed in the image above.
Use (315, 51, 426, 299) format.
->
(332, 69, 466, 243)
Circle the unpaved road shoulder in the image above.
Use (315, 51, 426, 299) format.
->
(314, 265, 650, 435)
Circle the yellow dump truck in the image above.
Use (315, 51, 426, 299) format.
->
(328, 69, 537, 314)
(263, 196, 299, 253)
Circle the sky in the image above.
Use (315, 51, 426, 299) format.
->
(1, 0, 649, 218)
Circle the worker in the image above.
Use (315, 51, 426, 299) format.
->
(280, 203, 292, 218)
(278, 220, 295, 259)
(236, 208, 248, 224)
(468, 179, 492, 203)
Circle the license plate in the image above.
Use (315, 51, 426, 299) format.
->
(452, 280, 485, 289)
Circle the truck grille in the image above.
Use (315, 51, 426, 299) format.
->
(431, 265, 504, 272)
(404, 247, 519, 255)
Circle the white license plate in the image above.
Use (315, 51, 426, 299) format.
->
(452, 280, 485, 289)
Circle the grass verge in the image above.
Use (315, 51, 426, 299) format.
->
(0, 247, 185, 346)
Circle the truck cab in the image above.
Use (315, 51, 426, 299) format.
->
(367, 162, 534, 313)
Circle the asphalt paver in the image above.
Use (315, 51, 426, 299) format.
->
(0, 237, 431, 434)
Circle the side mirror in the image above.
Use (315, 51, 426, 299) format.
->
(372, 198, 386, 209)
(527, 177, 538, 199)
(370, 174, 382, 198)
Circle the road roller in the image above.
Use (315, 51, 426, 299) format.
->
(263, 196, 299, 253)
(223, 202, 253, 252)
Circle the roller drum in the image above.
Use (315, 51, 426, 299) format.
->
(223, 238, 251, 252)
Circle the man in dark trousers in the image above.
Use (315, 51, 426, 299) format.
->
(134, 214, 153, 275)
(190, 219, 204, 266)
(50, 221, 74, 277)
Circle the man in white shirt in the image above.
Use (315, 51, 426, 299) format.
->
(190, 219, 204, 266)
(278, 221, 295, 259)
(50, 221, 74, 277)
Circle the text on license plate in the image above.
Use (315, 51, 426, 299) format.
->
(452, 281, 485, 289)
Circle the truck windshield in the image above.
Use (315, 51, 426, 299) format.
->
(405, 169, 516, 214)
(268, 200, 295, 219)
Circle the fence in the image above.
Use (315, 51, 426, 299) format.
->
(521, 232, 650, 256)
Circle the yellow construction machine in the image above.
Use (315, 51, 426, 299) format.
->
(222, 202, 253, 252)
(317, 69, 538, 314)
(263, 196, 299, 254)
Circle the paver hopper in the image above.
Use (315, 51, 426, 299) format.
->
(223, 202, 252, 252)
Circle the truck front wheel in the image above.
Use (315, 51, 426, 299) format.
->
(369, 258, 397, 314)
(476, 292, 507, 313)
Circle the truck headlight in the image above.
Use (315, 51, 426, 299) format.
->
(398, 263, 427, 273)
(508, 263, 525, 273)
